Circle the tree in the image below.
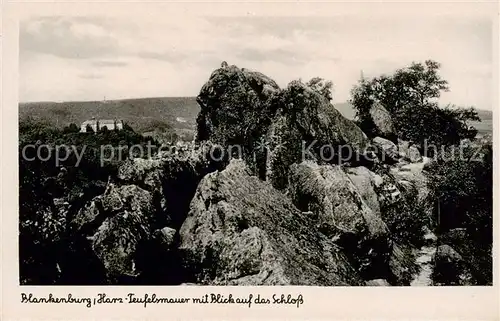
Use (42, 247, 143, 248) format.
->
(306, 77, 333, 101)
(350, 60, 479, 148)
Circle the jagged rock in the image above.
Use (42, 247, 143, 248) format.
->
(117, 143, 229, 229)
(155, 227, 177, 249)
(195, 64, 372, 189)
(389, 243, 418, 285)
(373, 137, 399, 163)
(91, 184, 155, 284)
(369, 102, 396, 141)
(196, 64, 280, 146)
(433, 244, 473, 285)
(179, 159, 363, 285)
(287, 161, 391, 279)
(407, 146, 423, 163)
(365, 279, 390, 286)
(345, 166, 382, 215)
(282, 81, 370, 161)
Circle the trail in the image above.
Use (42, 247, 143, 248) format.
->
(410, 230, 437, 286)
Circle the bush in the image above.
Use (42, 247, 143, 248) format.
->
(18, 120, 159, 284)
(350, 60, 479, 149)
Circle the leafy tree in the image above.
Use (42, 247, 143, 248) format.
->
(350, 60, 478, 149)
(426, 143, 492, 284)
(63, 123, 80, 133)
(306, 77, 333, 101)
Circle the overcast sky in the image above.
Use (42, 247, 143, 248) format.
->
(19, 14, 493, 110)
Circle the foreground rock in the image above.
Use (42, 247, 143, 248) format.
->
(373, 136, 399, 163)
(287, 161, 391, 280)
(433, 244, 473, 285)
(117, 142, 229, 229)
(179, 160, 363, 285)
(70, 184, 156, 284)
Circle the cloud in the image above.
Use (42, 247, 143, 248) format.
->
(20, 16, 121, 59)
(79, 73, 104, 79)
(137, 51, 188, 62)
(91, 60, 129, 67)
(19, 14, 493, 110)
(235, 47, 309, 65)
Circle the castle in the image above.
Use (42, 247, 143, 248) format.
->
(80, 119, 124, 133)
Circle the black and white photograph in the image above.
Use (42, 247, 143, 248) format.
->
(15, 4, 494, 290)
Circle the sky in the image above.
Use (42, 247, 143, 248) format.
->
(19, 13, 493, 110)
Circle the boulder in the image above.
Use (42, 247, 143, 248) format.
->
(195, 64, 280, 147)
(369, 102, 396, 141)
(433, 244, 472, 285)
(407, 146, 423, 163)
(90, 184, 155, 284)
(117, 143, 229, 229)
(287, 161, 391, 279)
(365, 279, 390, 286)
(345, 166, 382, 215)
(373, 137, 399, 163)
(389, 243, 419, 285)
(195, 65, 372, 189)
(281, 81, 370, 162)
(179, 159, 363, 285)
(155, 226, 177, 249)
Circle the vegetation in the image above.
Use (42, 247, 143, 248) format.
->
(19, 118, 158, 284)
(426, 143, 493, 284)
(306, 77, 333, 101)
(350, 60, 479, 150)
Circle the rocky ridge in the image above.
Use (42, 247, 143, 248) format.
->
(53, 64, 442, 285)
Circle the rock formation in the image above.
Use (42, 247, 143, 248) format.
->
(179, 160, 363, 285)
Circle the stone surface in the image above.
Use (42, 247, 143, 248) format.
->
(369, 102, 396, 141)
(365, 279, 390, 286)
(287, 161, 391, 279)
(91, 184, 155, 283)
(373, 136, 399, 163)
(179, 159, 363, 285)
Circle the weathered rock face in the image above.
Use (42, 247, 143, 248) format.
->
(407, 146, 423, 163)
(345, 166, 382, 215)
(196, 65, 280, 147)
(369, 102, 396, 142)
(433, 244, 472, 285)
(71, 184, 156, 284)
(281, 81, 370, 161)
(195, 64, 372, 189)
(397, 139, 423, 163)
(117, 143, 229, 229)
(373, 136, 399, 163)
(179, 160, 363, 285)
(287, 161, 391, 280)
(365, 279, 390, 286)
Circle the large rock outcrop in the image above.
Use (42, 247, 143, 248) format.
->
(117, 142, 229, 228)
(179, 160, 363, 285)
(287, 161, 391, 280)
(195, 64, 373, 189)
(69, 184, 155, 284)
(196, 65, 280, 147)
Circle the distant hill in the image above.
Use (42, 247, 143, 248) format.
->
(19, 97, 492, 136)
(19, 97, 201, 134)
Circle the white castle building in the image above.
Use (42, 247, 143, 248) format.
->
(80, 119, 124, 133)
